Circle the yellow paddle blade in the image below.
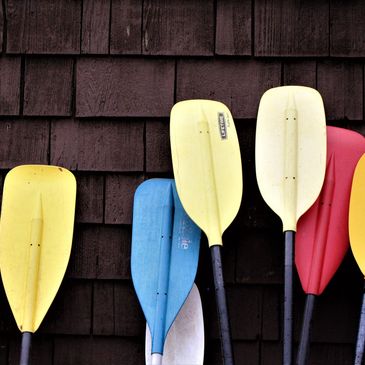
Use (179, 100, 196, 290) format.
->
(349, 154, 365, 275)
(255, 86, 326, 232)
(0, 165, 76, 333)
(170, 100, 243, 246)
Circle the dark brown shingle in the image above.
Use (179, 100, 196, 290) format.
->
(6, 0, 81, 54)
(0, 56, 21, 115)
(142, 0, 214, 55)
(82, 0, 111, 54)
(255, 0, 329, 56)
(76, 58, 175, 117)
(216, 0, 252, 56)
(110, 0, 142, 54)
(24, 57, 73, 116)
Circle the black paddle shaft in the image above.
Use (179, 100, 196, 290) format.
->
(284, 231, 295, 365)
(354, 283, 365, 365)
(19, 332, 32, 365)
(296, 294, 316, 365)
(211, 245, 234, 365)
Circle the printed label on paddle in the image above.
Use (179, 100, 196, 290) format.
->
(218, 112, 228, 139)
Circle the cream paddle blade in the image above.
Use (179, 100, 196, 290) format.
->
(349, 153, 365, 365)
(255, 86, 326, 365)
(170, 100, 242, 246)
(0, 165, 76, 365)
(171, 99, 242, 365)
(256, 86, 326, 232)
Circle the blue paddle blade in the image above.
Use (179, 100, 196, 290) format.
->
(131, 179, 201, 355)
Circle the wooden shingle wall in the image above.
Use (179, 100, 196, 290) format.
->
(0, 1, 364, 364)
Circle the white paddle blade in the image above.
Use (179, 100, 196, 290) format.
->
(255, 86, 326, 231)
(145, 284, 204, 365)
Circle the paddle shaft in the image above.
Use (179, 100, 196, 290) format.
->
(211, 245, 234, 365)
(284, 231, 295, 365)
(20, 332, 32, 365)
(296, 294, 316, 365)
(355, 283, 365, 365)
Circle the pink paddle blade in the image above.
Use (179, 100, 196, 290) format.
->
(296, 126, 365, 295)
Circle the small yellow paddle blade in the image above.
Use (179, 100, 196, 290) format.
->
(170, 100, 243, 246)
(256, 86, 326, 232)
(0, 165, 76, 333)
(349, 154, 365, 275)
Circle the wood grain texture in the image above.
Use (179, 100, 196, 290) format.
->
(255, 0, 329, 56)
(50, 119, 79, 170)
(105, 174, 144, 224)
(331, 0, 365, 56)
(76, 58, 174, 117)
(24, 57, 73, 116)
(6, 0, 81, 54)
(113, 281, 145, 336)
(0, 4, 3, 51)
(110, 0, 142, 54)
(54, 337, 144, 365)
(0, 119, 49, 168)
(76, 173, 104, 223)
(236, 230, 282, 284)
(142, 0, 214, 55)
(40, 280, 92, 335)
(77, 120, 144, 171)
(93, 281, 145, 336)
(177, 59, 281, 118)
(283, 60, 316, 88)
(216, 0, 252, 55)
(68, 225, 132, 280)
(317, 61, 363, 120)
(93, 281, 114, 335)
(82, 0, 110, 54)
(146, 120, 172, 172)
(0, 56, 21, 115)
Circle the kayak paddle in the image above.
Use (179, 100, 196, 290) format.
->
(145, 283, 204, 365)
(131, 179, 201, 365)
(295, 126, 365, 365)
(0, 165, 76, 365)
(349, 153, 365, 365)
(170, 100, 243, 365)
(255, 86, 326, 365)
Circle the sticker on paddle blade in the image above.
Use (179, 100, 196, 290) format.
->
(296, 127, 365, 295)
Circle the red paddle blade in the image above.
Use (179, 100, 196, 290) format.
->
(296, 126, 365, 295)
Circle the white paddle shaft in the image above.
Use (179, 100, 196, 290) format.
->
(151, 354, 162, 365)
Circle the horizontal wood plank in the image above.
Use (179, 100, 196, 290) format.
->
(76, 58, 175, 117)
